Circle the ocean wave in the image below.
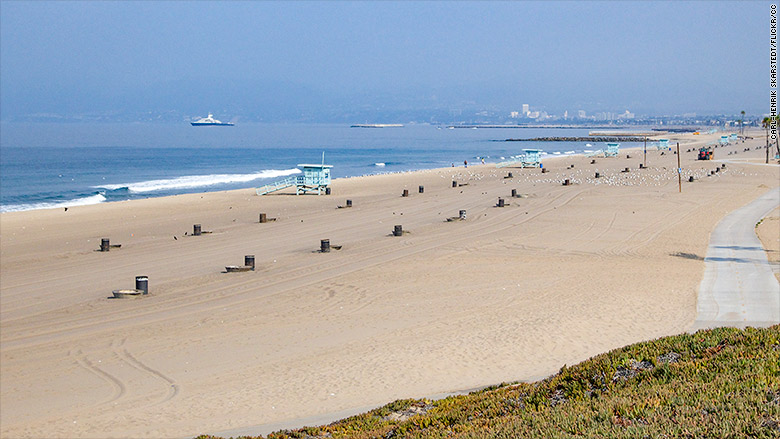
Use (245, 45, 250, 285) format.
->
(97, 169, 301, 193)
(372, 161, 404, 167)
(1, 193, 107, 213)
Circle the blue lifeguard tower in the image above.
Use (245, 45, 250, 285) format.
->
(295, 164, 332, 195)
(256, 163, 332, 196)
(521, 149, 542, 167)
(729, 133, 738, 142)
(605, 143, 620, 157)
(657, 139, 670, 151)
(719, 135, 729, 145)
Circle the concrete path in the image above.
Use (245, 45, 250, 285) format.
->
(693, 188, 780, 330)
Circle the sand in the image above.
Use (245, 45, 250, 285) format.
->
(756, 207, 780, 282)
(1, 129, 778, 438)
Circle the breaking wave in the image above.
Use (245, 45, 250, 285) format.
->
(97, 169, 301, 193)
(1, 192, 107, 212)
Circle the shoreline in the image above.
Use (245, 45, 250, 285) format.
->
(0, 132, 691, 215)
(2, 129, 777, 438)
(506, 136, 659, 142)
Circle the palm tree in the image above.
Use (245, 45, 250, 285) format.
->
(740, 110, 746, 135)
(762, 116, 771, 164)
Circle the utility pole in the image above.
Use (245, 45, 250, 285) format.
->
(677, 142, 682, 193)
(643, 136, 647, 168)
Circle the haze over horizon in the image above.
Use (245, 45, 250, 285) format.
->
(0, 1, 768, 123)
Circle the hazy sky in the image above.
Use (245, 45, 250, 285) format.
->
(0, 1, 768, 120)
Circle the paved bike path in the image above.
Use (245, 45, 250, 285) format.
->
(693, 188, 780, 330)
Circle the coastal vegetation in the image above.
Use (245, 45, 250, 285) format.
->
(197, 325, 779, 439)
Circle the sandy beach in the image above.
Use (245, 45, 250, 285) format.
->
(1, 130, 778, 438)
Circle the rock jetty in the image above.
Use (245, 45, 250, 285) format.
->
(506, 136, 646, 142)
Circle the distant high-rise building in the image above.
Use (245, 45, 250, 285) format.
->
(577, 110, 586, 119)
(510, 111, 520, 119)
(564, 111, 568, 120)
(522, 104, 529, 116)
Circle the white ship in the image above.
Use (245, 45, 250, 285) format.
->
(191, 113, 234, 126)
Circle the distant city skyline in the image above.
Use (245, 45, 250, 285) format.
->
(0, 1, 767, 123)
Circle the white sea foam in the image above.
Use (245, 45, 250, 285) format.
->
(374, 163, 386, 167)
(99, 169, 301, 193)
(1, 193, 107, 213)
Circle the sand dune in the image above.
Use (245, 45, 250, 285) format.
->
(1, 130, 778, 438)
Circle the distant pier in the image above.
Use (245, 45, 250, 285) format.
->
(351, 124, 404, 128)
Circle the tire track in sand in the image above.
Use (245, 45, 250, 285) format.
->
(112, 338, 179, 405)
(68, 348, 126, 405)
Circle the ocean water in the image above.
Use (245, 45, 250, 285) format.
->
(0, 123, 643, 212)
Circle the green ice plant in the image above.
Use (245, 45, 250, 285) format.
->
(196, 325, 780, 439)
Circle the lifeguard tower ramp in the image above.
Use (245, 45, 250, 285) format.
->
(256, 164, 332, 195)
(587, 143, 622, 158)
(496, 155, 523, 168)
(497, 149, 543, 168)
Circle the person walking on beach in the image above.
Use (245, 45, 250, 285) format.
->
(464, 160, 468, 168)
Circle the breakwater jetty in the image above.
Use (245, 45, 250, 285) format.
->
(588, 131, 664, 136)
(506, 136, 650, 142)
(351, 124, 404, 128)
(446, 125, 619, 129)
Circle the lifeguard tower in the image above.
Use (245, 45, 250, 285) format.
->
(256, 163, 332, 196)
(729, 133, 738, 142)
(605, 143, 620, 157)
(657, 139, 670, 151)
(719, 135, 729, 146)
(295, 164, 332, 195)
(521, 149, 542, 167)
